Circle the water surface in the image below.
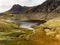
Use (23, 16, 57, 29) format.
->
(13, 20, 46, 30)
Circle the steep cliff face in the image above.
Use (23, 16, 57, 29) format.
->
(27, 0, 60, 13)
(46, 5, 60, 20)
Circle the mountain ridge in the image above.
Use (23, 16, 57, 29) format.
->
(1, 0, 60, 20)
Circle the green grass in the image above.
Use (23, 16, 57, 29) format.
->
(0, 18, 60, 45)
(0, 19, 33, 42)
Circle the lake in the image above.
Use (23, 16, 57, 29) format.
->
(13, 20, 46, 30)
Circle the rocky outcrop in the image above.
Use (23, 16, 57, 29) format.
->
(10, 4, 31, 14)
(10, 4, 23, 14)
(27, 0, 60, 13)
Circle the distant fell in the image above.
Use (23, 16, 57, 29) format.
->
(10, 4, 32, 14)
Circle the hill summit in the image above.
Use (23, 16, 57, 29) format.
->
(10, 4, 31, 14)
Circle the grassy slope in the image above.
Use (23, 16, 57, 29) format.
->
(1, 19, 60, 45)
(1, 10, 60, 45)
(0, 19, 33, 45)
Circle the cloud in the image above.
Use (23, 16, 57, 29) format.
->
(31, 0, 46, 6)
(14, 0, 46, 6)
(0, 0, 46, 12)
(0, 0, 14, 12)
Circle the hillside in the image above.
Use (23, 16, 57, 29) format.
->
(0, 4, 33, 20)
(46, 5, 60, 20)
(25, 0, 60, 20)
(0, 0, 60, 45)
(10, 4, 32, 14)
(0, 0, 60, 21)
(27, 0, 60, 13)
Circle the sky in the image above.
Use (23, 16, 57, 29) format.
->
(0, 0, 46, 13)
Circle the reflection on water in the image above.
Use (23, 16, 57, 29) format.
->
(20, 22, 38, 30)
(13, 20, 46, 30)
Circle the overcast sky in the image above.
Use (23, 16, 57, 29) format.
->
(0, 0, 46, 13)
